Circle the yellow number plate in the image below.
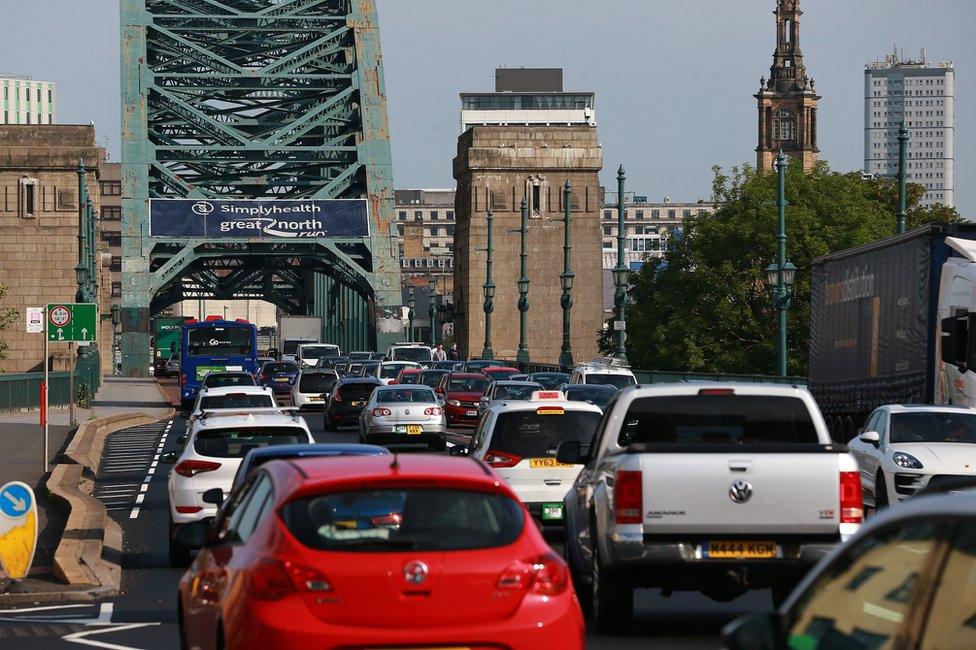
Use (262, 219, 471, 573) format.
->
(407, 425, 422, 435)
(706, 541, 777, 559)
(529, 458, 572, 468)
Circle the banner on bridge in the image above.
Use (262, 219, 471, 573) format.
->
(149, 199, 370, 239)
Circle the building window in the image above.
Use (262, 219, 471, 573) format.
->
(414, 210, 422, 221)
(668, 209, 676, 219)
(110, 256, 122, 272)
(112, 282, 122, 298)
(604, 210, 612, 220)
(777, 108, 796, 141)
(20, 178, 38, 218)
(652, 209, 660, 219)
(683, 209, 692, 218)
(100, 181, 122, 196)
(602, 226, 612, 236)
(48, 89, 52, 103)
(446, 211, 454, 221)
(430, 211, 439, 221)
(635, 210, 644, 220)
(398, 210, 407, 221)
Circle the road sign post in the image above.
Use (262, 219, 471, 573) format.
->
(47, 303, 97, 344)
(0, 481, 39, 583)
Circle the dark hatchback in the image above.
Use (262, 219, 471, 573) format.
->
(323, 377, 383, 431)
(527, 372, 571, 390)
(561, 383, 618, 411)
(257, 361, 300, 394)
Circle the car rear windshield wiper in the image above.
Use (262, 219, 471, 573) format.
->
(332, 537, 419, 549)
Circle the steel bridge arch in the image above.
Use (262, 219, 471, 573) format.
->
(120, 0, 402, 374)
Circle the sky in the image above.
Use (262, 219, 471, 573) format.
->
(1, 0, 972, 215)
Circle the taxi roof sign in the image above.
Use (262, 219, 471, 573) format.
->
(531, 390, 565, 401)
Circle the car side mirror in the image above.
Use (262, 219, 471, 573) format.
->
(175, 519, 213, 549)
(722, 611, 783, 650)
(201, 487, 224, 506)
(449, 445, 468, 457)
(160, 451, 179, 464)
(556, 440, 584, 465)
(177, 435, 187, 446)
(859, 430, 881, 447)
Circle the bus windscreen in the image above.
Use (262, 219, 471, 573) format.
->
(187, 327, 253, 356)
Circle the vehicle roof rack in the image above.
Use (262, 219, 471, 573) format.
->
(199, 407, 301, 421)
(579, 356, 631, 370)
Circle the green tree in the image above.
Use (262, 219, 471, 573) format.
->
(0, 284, 19, 365)
(619, 160, 956, 376)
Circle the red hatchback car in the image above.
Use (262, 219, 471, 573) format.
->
(436, 372, 491, 427)
(176, 455, 583, 650)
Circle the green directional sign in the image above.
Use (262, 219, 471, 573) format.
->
(47, 303, 97, 343)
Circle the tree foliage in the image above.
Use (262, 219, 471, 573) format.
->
(0, 284, 18, 365)
(617, 160, 962, 376)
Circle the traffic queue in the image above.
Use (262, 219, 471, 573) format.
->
(163, 341, 976, 649)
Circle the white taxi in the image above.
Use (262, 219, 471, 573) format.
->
(162, 408, 313, 566)
(461, 390, 604, 529)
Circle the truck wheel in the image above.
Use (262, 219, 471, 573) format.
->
(875, 471, 889, 510)
(591, 550, 632, 634)
(168, 521, 192, 568)
(567, 536, 592, 618)
(324, 415, 336, 432)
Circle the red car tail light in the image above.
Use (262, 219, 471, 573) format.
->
(614, 470, 643, 524)
(249, 558, 332, 601)
(497, 553, 569, 596)
(424, 406, 442, 416)
(370, 512, 403, 527)
(371, 407, 392, 417)
(840, 470, 864, 524)
(174, 460, 222, 477)
(175, 506, 203, 514)
(484, 449, 522, 468)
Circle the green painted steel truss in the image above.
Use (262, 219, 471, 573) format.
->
(120, 0, 401, 372)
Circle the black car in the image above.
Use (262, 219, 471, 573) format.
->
(257, 361, 300, 394)
(359, 361, 381, 378)
(527, 372, 571, 390)
(348, 351, 373, 361)
(462, 359, 506, 373)
(561, 383, 618, 411)
(417, 369, 450, 389)
(430, 360, 463, 371)
(323, 377, 383, 431)
(317, 356, 350, 371)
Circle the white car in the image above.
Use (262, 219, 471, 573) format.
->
(848, 404, 976, 508)
(376, 361, 422, 385)
(358, 384, 447, 450)
(296, 343, 341, 368)
(291, 369, 339, 410)
(460, 390, 603, 530)
(569, 357, 637, 389)
(164, 408, 312, 566)
(185, 385, 277, 422)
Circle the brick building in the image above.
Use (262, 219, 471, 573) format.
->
(99, 160, 123, 307)
(0, 125, 113, 372)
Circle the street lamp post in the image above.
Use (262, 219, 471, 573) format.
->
(764, 151, 797, 377)
(481, 208, 495, 360)
(407, 285, 415, 341)
(515, 199, 530, 364)
(613, 166, 630, 363)
(897, 122, 910, 235)
(557, 181, 575, 370)
(427, 276, 438, 347)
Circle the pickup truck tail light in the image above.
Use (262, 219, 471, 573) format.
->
(614, 471, 643, 524)
(174, 459, 222, 477)
(485, 449, 521, 468)
(840, 471, 864, 524)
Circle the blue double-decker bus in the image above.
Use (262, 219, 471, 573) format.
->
(179, 317, 258, 406)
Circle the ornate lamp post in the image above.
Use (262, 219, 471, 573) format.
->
(613, 165, 630, 363)
(407, 285, 415, 341)
(514, 199, 530, 364)
(427, 276, 438, 347)
(897, 122, 910, 235)
(764, 151, 797, 377)
(481, 208, 495, 359)
(557, 181, 575, 369)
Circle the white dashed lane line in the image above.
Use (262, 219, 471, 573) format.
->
(96, 420, 173, 518)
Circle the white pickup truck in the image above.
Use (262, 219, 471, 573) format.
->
(557, 383, 864, 633)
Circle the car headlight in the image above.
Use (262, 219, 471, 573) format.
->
(447, 400, 461, 407)
(892, 451, 923, 469)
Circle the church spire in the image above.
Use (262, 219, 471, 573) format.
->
(767, 0, 809, 92)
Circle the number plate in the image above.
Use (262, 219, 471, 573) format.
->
(465, 410, 477, 417)
(705, 541, 777, 559)
(352, 401, 363, 407)
(541, 503, 564, 521)
(407, 425, 422, 435)
(274, 377, 288, 382)
(529, 458, 572, 468)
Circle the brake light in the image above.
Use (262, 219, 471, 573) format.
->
(180, 373, 187, 386)
(370, 513, 403, 527)
(249, 558, 331, 601)
(371, 407, 392, 417)
(174, 460, 222, 477)
(614, 470, 643, 524)
(485, 449, 522, 468)
(424, 406, 442, 416)
(840, 471, 864, 524)
(175, 506, 203, 514)
(261, 373, 269, 382)
(497, 553, 569, 596)
(698, 388, 735, 396)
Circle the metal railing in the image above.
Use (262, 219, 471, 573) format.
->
(0, 372, 73, 412)
(499, 360, 806, 385)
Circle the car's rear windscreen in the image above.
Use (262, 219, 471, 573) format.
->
(619, 395, 818, 446)
(419, 371, 448, 388)
(281, 488, 523, 552)
(264, 363, 297, 374)
(335, 383, 377, 401)
(205, 374, 256, 388)
(194, 426, 306, 458)
(392, 347, 432, 362)
(200, 394, 273, 410)
(584, 373, 636, 388)
(299, 373, 338, 393)
(490, 410, 602, 458)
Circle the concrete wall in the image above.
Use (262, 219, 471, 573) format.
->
(453, 125, 604, 362)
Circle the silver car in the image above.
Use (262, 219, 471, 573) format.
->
(358, 385, 447, 450)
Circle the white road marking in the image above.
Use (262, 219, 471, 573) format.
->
(139, 484, 148, 493)
(128, 507, 140, 519)
(0, 604, 89, 614)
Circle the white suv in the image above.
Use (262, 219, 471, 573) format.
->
(185, 385, 277, 422)
(569, 358, 637, 389)
(164, 408, 312, 566)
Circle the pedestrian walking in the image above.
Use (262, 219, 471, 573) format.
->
(433, 344, 447, 361)
(448, 343, 460, 361)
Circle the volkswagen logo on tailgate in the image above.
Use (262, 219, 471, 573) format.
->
(403, 560, 429, 585)
(729, 480, 753, 504)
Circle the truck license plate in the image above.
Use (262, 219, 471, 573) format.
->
(705, 541, 777, 559)
(541, 503, 564, 521)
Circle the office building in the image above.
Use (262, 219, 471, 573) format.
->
(864, 48, 955, 207)
(0, 76, 56, 125)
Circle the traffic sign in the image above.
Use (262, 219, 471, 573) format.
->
(47, 303, 97, 343)
(26, 308, 44, 333)
(0, 481, 38, 581)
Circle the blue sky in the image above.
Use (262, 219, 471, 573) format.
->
(2, 0, 972, 214)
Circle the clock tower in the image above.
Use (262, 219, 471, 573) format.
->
(755, 0, 821, 172)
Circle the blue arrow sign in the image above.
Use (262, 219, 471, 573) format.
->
(0, 483, 32, 518)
